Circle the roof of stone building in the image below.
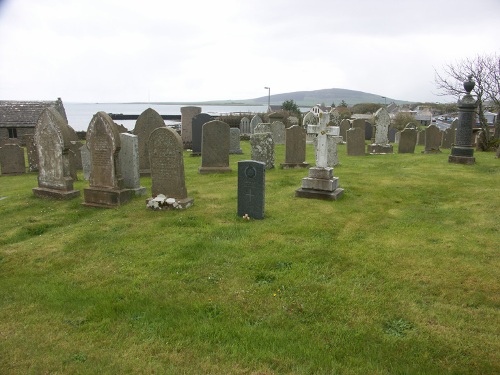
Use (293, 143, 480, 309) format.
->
(0, 98, 67, 128)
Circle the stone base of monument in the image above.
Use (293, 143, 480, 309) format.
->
(32, 187, 80, 200)
(82, 187, 132, 208)
(367, 144, 394, 154)
(448, 155, 476, 165)
(198, 166, 232, 174)
(295, 167, 344, 201)
(146, 194, 194, 210)
(280, 162, 310, 169)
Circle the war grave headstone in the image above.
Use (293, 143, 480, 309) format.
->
(146, 126, 193, 210)
(133, 108, 166, 176)
(250, 132, 274, 169)
(280, 125, 309, 169)
(250, 114, 263, 134)
(25, 134, 39, 172)
(83, 111, 132, 208)
(80, 144, 90, 180)
(422, 124, 442, 154)
(191, 113, 213, 156)
(449, 76, 477, 165)
(181, 106, 202, 148)
(0, 144, 25, 176)
(238, 160, 265, 220)
(367, 107, 393, 154)
(296, 110, 344, 200)
(346, 127, 366, 156)
(239, 117, 250, 135)
(119, 133, 146, 196)
(229, 127, 243, 154)
(270, 121, 285, 144)
(339, 119, 351, 142)
(32, 107, 80, 199)
(441, 127, 455, 149)
(398, 127, 417, 154)
(199, 120, 232, 174)
(417, 129, 426, 145)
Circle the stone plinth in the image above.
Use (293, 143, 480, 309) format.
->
(83, 187, 132, 208)
(33, 187, 80, 200)
(295, 167, 344, 200)
(367, 143, 393, 154)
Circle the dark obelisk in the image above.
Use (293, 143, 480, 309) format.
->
(449, 75, 477, 165)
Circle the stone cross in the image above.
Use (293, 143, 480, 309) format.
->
(307, 110, 333, 168)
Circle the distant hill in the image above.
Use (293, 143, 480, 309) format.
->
(242, 88, 411, 107)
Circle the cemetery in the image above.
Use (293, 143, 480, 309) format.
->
(0, 98, 499, 373)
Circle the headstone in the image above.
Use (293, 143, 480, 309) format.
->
(394, 131, 401, 144)
(352, 119, 365, 130)
(250, 114, 263, 134)
(133, 108, 166, 175)
(0, 144, 25, 175)
(229, 127, 243, 154)
(270, 121, 285, 144)
(313, 134, 343, 167)
(296, 110, 344, 200)
(181, 106, 202, 147)
(280, 125, 309, 169)
(250, 132, 274, 169)
(398, 127, 417, 154)
(339, 119, 351, 142)
(422, 124, 442, 154)
(237, 160, 265, 219)
(417, 129, 426, 145)
(365, 121, 374, 141)
(191, 113, 212, 156)
(199, 120, 232, 174)
(25, 134, 39, 172)
(32, 107, 80, 199)
(69, 141, 83, 170)
(441, 127, 455, 149)
(119, 133, 146, 196)
(367, 107, 393, 154)
(254, 123, 272, 135)
(83, 112, 132, 208)
(146, 126, 193, 209)
(239, 117, 250, 134)
(346, 127, 365, 156)
(80, 144, 90, 180)
(302, 111, 317, 127)
(388, 126, 398, 143)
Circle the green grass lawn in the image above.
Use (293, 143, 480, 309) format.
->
(1, 142, 499, 374)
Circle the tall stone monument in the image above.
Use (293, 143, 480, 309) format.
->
(295, 110, 344, 200)
(133, 108, 165, 176)
(83, 112, 132, 208)
(449, 76, 477, 165)
(367, 107, 393, 154)
(146, 127, 193, 210)
(32, 107, 80, 199)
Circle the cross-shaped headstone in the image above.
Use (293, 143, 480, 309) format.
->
(307, 110, 339, 168)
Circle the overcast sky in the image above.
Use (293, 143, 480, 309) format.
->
(0, 0, 499, 104)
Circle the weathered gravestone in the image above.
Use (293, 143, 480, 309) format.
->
(199, 120, 232, 174)
(229, 127, 243, 154)
(339, 119, 351, 142)
(398, 127, 417, 154)
(119, 133, 146, 196)
(25, 134, 39, 172)
(422, 124, 442, 154)
(191, 113, 213, 156)
(250, 132, 275, 169)
(133, 108, 166, 175)
(441, 127, 455, 149)
(181, 106, 202, 148)
(296, 111, 344, 200)
(313, 132, 343, 167)
(367, 107, 393, 154)
(270, 121, 285, 144)
(346, 126, 365, 156)
(238, 160, 265, 220)
(280, 125, 309, 169)
(254, 123, 272, 135)
(365, 121, 374, 141)
(388, 126, 398, 143)
(250, 114, 263, 134)
(80, 144, 90, 180)
(239, 117, 250, 135)
(32, 107, 80, 199)
(417, 129, 426, 145)
(0, 144, 25, 175)
(146, 126, 193, 209)
(83, 112, 132, 208)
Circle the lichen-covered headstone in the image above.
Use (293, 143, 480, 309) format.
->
(250, 114, 263, 134)
(270, 121, 285, 144)
(119, 133, 146, 196)
(367, 107, 393, 154)
(25, 134, 39, 172)
(250, 132, 274, 169)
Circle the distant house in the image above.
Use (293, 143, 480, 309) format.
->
(310, 104, 331, 116)
(0, 98, 67, 146)
(414, 106, 432, 126)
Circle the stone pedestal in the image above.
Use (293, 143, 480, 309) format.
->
(367, 143, 393, 154)
(82, 187, 132, 208)
(295, 167, 344, 200)
(33, 187, 80, 200)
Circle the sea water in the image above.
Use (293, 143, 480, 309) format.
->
(65, 102, 268, 132)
